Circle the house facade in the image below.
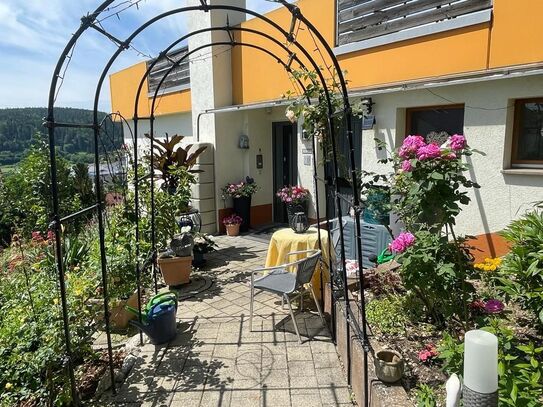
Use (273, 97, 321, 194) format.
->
(109, 0, 543, 252)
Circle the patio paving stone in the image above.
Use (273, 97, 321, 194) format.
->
(100, 234, 354, 406)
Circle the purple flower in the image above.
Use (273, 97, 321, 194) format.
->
(401, 160, 413, 172)
(416, 143, 441, 161)
(389, 231, 416, 254)
(399, 135, 426, 159)
(484, 299, 504, 314)
(450, 134, 466, 151)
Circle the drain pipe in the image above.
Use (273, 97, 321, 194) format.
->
(196, 110, 214, 142)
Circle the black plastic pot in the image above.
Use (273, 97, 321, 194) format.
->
(192, 251, 206, 267)
(233, 196, 251, 232)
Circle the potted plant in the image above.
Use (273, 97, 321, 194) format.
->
(157, 228, 194, 286)
(221, 177, 259, 232)
(374, 349, 405, 383)
(192, 232, 217, 266)
(145, 133, 207, 195)
(276, 185, 310, 225)
(223, 214, 243, 237)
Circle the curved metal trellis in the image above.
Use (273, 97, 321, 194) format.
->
(45, 1, 369, 405)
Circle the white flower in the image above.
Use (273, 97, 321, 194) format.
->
(285, 109, 297, 123)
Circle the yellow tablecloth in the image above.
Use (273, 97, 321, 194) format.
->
(264, 227, 331, 299)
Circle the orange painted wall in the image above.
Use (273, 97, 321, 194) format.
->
(110, 1, 543, 111)
(232, 0, 336, 105)
(232, 0, 543, 105)
(488, 0, 543, 68)
(110, 61, 192, 118)
(110, 62, 150, 118)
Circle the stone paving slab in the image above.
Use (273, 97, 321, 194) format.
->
(101, 234, 354, 406)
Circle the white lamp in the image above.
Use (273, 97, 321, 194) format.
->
(463, 330, 498, 406)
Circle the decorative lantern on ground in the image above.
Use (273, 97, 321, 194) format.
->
(290, 212, 309, 233)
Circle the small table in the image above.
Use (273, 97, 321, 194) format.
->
(264, 227, 331, 299)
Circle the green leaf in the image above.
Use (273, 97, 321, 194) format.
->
(511, 382, 518, 402)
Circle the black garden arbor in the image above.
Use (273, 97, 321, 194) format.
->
(45, 1, 370, 405)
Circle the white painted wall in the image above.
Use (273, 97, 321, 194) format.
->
(122, 112, 193, 153)
(358, 75, 543, 236)
(187, 0, 246, 232)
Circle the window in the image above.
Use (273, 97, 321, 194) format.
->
(406, 105, 465, 144)
(512, 98, 543, 167)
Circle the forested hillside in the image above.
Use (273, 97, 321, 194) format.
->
(0, 107, 123, 166)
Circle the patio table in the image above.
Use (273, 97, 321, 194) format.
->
(264, 227, 331, 300)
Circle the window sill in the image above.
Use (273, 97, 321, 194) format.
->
(501, 168, 543, 176)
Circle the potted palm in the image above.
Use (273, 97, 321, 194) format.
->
(223, 214, 243, 237)
(192, 232, 217, 266)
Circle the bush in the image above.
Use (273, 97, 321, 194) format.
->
(366, 294, 424, 335)
(0, 236, 97, 405)
(496, 210, 543, 327)
(396, 230, 475, 325)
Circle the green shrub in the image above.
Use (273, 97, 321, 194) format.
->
(396, 230, 475, 325)
(496, 210, 543, 327)
(366, 295, 415, 335)
(0, 238, 97, 405)
(414, 384, 440, 407)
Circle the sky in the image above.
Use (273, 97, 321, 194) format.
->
(0, 0, 285, 112)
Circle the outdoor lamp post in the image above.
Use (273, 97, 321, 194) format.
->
(463, 330, 498, 406)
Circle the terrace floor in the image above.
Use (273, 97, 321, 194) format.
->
(101, 234, 354, 406)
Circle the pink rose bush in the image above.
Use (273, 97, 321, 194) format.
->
(276, 185, 310, 205)
(389, 232, 416, 254)
(396, 133, 469, 170)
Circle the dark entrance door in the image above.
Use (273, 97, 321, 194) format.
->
(272, 122, 298, 223)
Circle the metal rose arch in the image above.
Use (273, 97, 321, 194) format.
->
(45, 0, 369, 404)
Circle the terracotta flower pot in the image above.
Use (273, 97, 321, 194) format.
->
(92, 290, 141, 330)
(158, 256, 192, 286)
(374, 349, 405, 383)
(225, 224, 240, 236)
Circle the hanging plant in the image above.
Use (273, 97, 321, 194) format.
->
(283, 68, 363, 159)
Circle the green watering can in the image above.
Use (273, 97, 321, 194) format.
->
(126, 291, 177, 323)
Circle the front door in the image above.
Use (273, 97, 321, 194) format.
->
(272, 122, 298, 223)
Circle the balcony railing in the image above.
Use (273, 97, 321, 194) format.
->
(147, 46, 190, 94)
(337, 0, 493, 47)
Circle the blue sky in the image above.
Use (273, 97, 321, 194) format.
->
(0, 0, 284, 112)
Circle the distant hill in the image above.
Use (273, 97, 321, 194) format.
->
(0, 107, 124, 166)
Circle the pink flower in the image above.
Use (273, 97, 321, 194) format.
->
(484, 299, 504, 314)
(47, 230, 55, 241)
(443, 152, 457, 160)
(31, 231, 44, 242)
(389, 232, 415, 254)
(418, 343, 438, 363)
(416, 143, 441, 161)
(450, 134, 466, 151)
(399, 135, 426, 159)
(401, 160, 413, 172)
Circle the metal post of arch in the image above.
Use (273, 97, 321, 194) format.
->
(46, 1, 369, 405)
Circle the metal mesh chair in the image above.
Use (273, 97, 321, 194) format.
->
(250, 249, 325, 343)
